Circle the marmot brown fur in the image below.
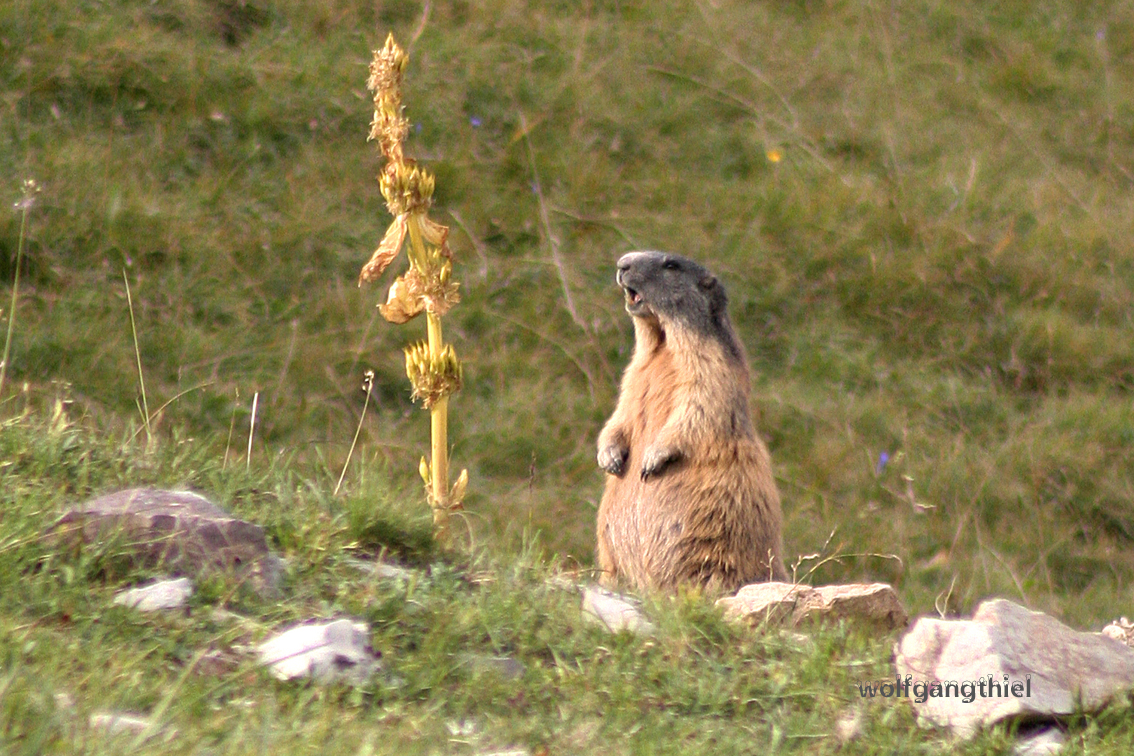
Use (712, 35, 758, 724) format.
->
(596, 250, 786, 591)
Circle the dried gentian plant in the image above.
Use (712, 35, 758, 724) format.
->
(359, 34, 467, 541)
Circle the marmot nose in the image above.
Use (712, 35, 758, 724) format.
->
(617, 251, 649, 271)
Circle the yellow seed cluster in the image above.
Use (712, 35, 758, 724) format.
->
(404, 341, 463, 408)
(380, 162, 435, 217)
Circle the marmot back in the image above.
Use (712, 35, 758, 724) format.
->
(596, 250, 785, 591)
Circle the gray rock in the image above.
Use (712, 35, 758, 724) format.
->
(257, 619, 380, 685)
(51, 488, 282, 596)
(581, 585, 655, 635)
(113, 577, 194, 611)
(894, 598, 1134, 738)
(718, 582, 907, 631)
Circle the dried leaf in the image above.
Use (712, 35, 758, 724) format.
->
(359, 215, 407, 285)
(378, 274, 424, 324)
(418, 216, 451, 256)
(449, 468, 469, 508)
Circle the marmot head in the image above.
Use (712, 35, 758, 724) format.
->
(616, 251, 729, 337)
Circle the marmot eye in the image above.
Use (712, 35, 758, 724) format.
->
(662, 260, 680, 270)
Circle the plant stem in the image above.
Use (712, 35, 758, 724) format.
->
(0, 201, 29, 400)
(407, 215, 451, 537)
(335, 372, 374, 497)
(431, 392, 450, 537)
(123, 269, 152, 448)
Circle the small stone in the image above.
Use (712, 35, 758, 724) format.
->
(445, 718, 479, 736)
(342, 557, 414, 581)
(456, 653, 525, 680)
(1014, 726, 1066, 756)
(833, 709, 863, 744)
(716, 582, 800, 626)
(257, 619, 380, 685)
(581, 585, 655, 635)
(89, 712, 152, 734)
(1101, 616, 1134, 648)
(113, 577, 193, 611)
(717, 582, 907, 631)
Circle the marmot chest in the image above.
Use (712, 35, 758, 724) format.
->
(626, 345, 681, 452)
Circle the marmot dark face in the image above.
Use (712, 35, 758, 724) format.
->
(617, 250, 730, 339)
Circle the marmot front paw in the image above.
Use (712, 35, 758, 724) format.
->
(598, 443, 629, 477)
(640, 445, 680, 480)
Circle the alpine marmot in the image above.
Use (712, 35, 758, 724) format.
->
(596, 250, 786, 591)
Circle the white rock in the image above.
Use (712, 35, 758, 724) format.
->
(1014, 727, 1066, 756)
(89, 711, 152, 734)
(581, 585, 655, 635)
(1101, 616, 1134, 648)
(257, 619, 379, 685)
(894, 598, 1134, 738)
(717, 581, 907, 630)
(113, 578, 194, 611)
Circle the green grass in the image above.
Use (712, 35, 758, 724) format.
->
(8, 410, 1134, 755)
(5, 0, 1134, 751)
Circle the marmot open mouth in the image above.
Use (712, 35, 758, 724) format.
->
(624, 286, 642, 306)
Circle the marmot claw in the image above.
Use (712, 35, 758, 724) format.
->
(598, 444, 629, 477)
(640, 446, 679, 480)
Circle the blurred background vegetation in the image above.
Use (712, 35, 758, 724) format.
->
(4, 0, 1134, 625)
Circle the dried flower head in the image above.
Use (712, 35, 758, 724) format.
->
(357, 32, 467, 540)
(405, 341, 463, 408)
(367, 34, 409, 162)
(380, 161, 434, 217)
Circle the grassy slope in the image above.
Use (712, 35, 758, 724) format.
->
(7, 411, 1130, 755)
(4, 0, 1134, 751)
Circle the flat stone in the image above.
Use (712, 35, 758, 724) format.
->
(894, 598, 1134, 738)
(717, 582, 907, 631)
(51, 488, 282, 597)
(581, 585, 655, 635)
(342, 556, 414, 581)
(113, 577, 194, 611)
(257, 619, 380, 685)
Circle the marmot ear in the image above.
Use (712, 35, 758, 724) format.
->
(698, 275, 717, 291)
